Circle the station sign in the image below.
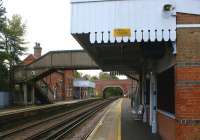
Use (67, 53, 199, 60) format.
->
(113, 28, 131, 37)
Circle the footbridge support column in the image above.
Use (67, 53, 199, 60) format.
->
(23, 84, 28, 105)
(31, 85, 35, 104)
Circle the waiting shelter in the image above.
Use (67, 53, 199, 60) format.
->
(73, 79, 96, 99)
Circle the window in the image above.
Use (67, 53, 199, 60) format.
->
(157, 66, 175, 114)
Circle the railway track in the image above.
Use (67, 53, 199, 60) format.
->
(0, 98, 116, 140)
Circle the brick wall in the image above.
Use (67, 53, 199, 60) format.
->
(63, 70, 74, 100)
(94, 80, 134, 96)
(44, 70, 74, 101)
(157, 112, 175, 140)
(175, 13, 200, 140)
(176, 125, 200, 140)
(177, 13, 200, 24)
(44, 72, 64, 101)
(22, 51, 75, 101)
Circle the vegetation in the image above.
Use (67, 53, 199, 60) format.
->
(90, 75, 98, 81)
(99, 72, 119, 80)
(0, 0, 27, 91)
(4, 15, 27, 64)
(74, 70, 82, 79)
(0, 0, 8, 91)
(74, 71, 119, 81)
(103, 87, 123, 98)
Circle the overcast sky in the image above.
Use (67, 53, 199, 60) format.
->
(4, 0, 126, 78)
(4, 0, 82, 54)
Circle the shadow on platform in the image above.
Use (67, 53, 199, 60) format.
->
(121, 98, 162, 140)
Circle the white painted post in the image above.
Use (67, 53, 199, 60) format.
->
(150, 72, 153, 126)
(151, 73, 157, 134)
(53, 89, 56, 100)
(141, 75, 145, 105)
(23, 84, 28, 105)
(143, 75, 147, 123)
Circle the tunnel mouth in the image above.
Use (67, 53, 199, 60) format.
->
(103, 87, 123, 98)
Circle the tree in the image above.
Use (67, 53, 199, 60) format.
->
(82, 74, 91, 80)
(110, 74, 119, 80)
(0, 0, 8, 91)
(104, 87, 123, 98)
(0, 0, 6, 33)
(90, 76, 98, 81)
(4, 14, 27, 64)
(0, 0, 6, 56)
(0, 12, 27, 91)
(99, 72, 110, 80)
(74, 70, 82, 79)
(99, 72, 119, 80)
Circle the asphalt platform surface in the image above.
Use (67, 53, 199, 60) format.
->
(121, 98, 162, 140)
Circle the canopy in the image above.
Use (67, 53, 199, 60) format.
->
(73, 80, 95, 88)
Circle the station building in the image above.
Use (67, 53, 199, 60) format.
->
(70, 0, 200, 140)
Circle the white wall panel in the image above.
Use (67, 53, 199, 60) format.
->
(71, 0, 177, 43)
(176, 0, 200, 15)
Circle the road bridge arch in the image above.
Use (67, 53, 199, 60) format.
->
(102, 86, 124, 98)
(94, 80, 134, 97)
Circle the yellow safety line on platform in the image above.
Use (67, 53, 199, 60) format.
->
(87, 99, 122, 140)
(87, 101, 114, 139)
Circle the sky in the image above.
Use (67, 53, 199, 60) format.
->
(4, 0, 126, 79)
(4, 0, 81, 53)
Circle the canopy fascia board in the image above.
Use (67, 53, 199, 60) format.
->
(71, 0, 176, 43)
(71, 0, 200, 43)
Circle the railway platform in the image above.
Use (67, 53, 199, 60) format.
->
(87, 98, 162, 140)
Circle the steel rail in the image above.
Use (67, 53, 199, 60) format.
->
(46, 100, 112, 140)
(26, 98, 116, 140)
(0, 100, 102, 139)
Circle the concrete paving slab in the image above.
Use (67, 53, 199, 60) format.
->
(87, 99, 122, 140)
(87, 98, 162, 140)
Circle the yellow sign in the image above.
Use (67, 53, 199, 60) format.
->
(113, 28, 131, 37)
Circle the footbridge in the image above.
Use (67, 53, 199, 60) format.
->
(14, 49, 138, 105)
(14, 50, 98, 83)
